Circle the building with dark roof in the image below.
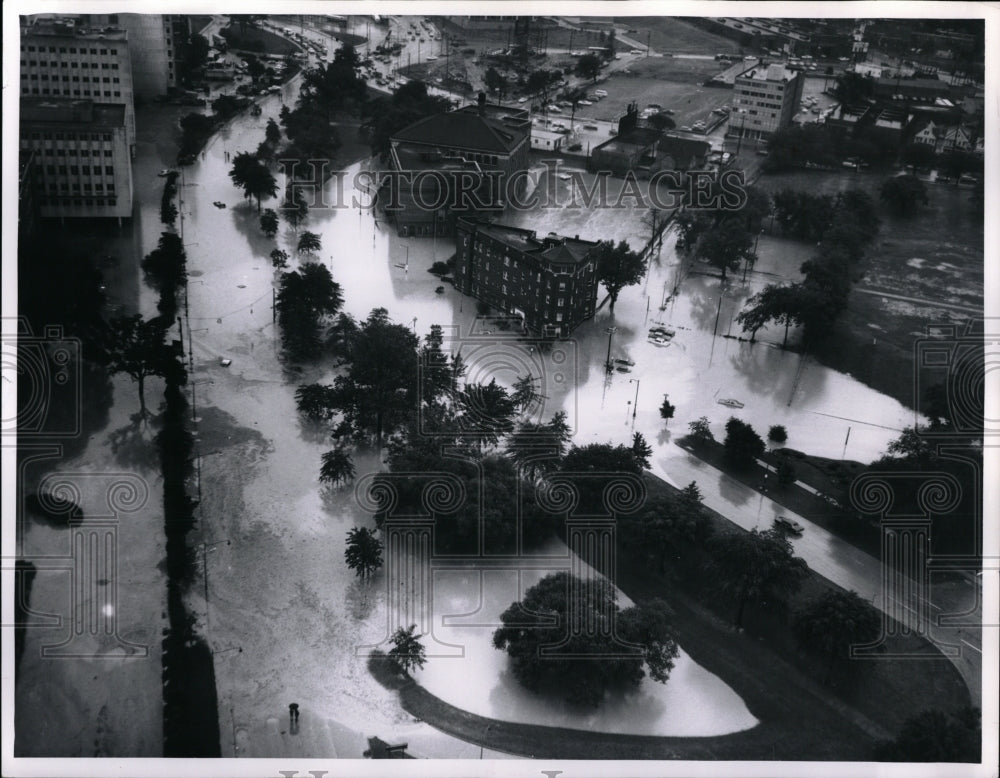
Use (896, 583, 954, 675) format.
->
(18, 97, 133, 220)
(385, 95, 531, 237)
(590, 103, 710, 177)
(455, 217, 601, 337)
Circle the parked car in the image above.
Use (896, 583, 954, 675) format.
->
(157, 169, 175, 177)
(775, 517, 804, 534)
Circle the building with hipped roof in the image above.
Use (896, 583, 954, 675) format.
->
(455, 217, 600, 337)
(383, 94, 531, 237)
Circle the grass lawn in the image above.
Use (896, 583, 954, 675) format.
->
(616, 17, 742, 54)
(754, 169, 983, 411)
(222, 24, 302, 56)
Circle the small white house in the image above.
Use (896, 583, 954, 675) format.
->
(531, 129, 565, 151)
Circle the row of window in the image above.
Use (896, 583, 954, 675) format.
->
(29, 147, 115, 157)
(46, 196, 119, 207)
(25, 131, 114, 141)
(45, 181, 117, 192)
(22, 44, 118, 55)
(22, 86, 123, 97)
(26, 74, 121, 82)
(23, 60, 120, 69)
(42, 165, 118, 176)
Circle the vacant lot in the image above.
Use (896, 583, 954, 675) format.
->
(754, 169, 983, 409)
(587, 72, 731, 127)
(617, 17, 742, 54)
(222, 24, 301, 56)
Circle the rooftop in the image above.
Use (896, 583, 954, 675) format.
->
(738, 63, 798, 82)
(22, 15, 128, 41)
(20, 97, 126, 129)
(459, 218, 598, 266)
(392, 109, 528, 154)
(392, 145, 483, 173)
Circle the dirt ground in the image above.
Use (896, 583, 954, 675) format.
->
(587, 72, 732, 126)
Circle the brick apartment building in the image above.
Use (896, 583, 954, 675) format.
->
(455, 217, 600, 337)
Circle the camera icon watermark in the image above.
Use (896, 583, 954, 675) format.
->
(2, 318, 81, 439)
(913, 319, 997, 436)
(417, 324, 578, 439)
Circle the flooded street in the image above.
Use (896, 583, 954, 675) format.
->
(143, 64, 923, 755)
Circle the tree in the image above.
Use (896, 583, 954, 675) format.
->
(297, 230, 322, 255)
(647, 112, 675, 131)
(631, 431, 652, 470)
(694, 216, 755, 281)
(880, 175, 928, 217)
(344, 526, 382, 581)
(875, 707, 981, 762)
(776, 458, 797, 487)
(623, 483, 711, 574)
(723, 417, 765, 470)
(270, 248, 289, 269)
(687, 416, 713, 444)
(736, 284, 805, 345)
(456, 378, 518, 450)
(659, 396, 676, 422)
(295, 382, 340, 421)
(260, 208, 279, 238)
(276, 262, 344, 361)
(105, 315, 170, 416)
(265, 117, 282, 146)
(576, 53, 602, 82)
(388, 624, 427, 674)
(141, 232, 188, 297)
(244, 54, 266, 84)
(363, 80, 450, 157)
(900, 142, 938, 171)
(329, 308, 420, 445)
(793, 589, 881, 684)
(768, 425, 787, 443)
(833, 71, 875, 105)
(506, 411, 572, 478)
(564, 87, 588, 131)
(707, 528, 808, 629)
(510, 373, 540, 415)
(229, 151, 278, 211)
(596, 240, 645, 314)
(493, 573, 678, 707)
(320, 447, 356, 487)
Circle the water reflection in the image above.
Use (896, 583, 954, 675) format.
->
(411, 546, 758, 737)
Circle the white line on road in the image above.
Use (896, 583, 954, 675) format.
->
(961, 639, 982, 655)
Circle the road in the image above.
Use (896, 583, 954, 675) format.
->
(652, 444, 982, 706)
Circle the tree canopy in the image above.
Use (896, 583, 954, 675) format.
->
(706, 527, 808, 629)
(492, 572, 679, 707)
(596, 240, 646, 313)
(793, 589, 881, 682)
(276, 262, 344, 361)
(229, 151, 278, 211)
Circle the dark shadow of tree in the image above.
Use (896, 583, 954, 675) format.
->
(345, 578, 380, 621)
(108, 411, 161, 472)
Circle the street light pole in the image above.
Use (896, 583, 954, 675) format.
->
(629, 378, 640, 419)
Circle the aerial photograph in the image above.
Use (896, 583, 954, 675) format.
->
(3, 3, 996, 776)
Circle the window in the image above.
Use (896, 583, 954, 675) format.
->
(556, 313, 563, 322)
(105, 165, 114, 174)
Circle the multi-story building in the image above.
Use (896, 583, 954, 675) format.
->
(454, 217, 600, 338)
(84, 13, 181, 99)
(19, 15, 136, 154)
(729, 62, 804, 143)
(19, 97, 133, 221)
(384, 95, 531, 237)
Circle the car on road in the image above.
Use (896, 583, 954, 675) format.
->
(583, 124, 599, 130)
(157, 169, 175, 177)
(213, 201, 227, 209)
(775, 517, 805, 534)
(517, 96, 527, 103)
(679, 125, 692, 132)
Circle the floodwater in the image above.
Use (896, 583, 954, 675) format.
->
(413, 539, 758, 736)
(146, 67, 917, 754)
